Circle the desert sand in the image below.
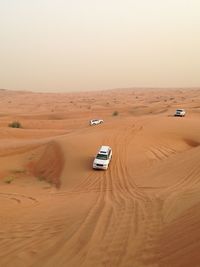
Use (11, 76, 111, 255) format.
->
(0, 88, 200, 267)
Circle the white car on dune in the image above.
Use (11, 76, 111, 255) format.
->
(90, 119, 104, 126)
(93, 146, 112, 170)
(174, 109, 186, 117)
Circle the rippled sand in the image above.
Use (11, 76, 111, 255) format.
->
(1, 88, 200, 267)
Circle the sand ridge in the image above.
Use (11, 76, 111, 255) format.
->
(0, 88, 200, 266)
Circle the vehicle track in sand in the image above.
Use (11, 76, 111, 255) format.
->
(160, 147, 200, 223)
(0, 220, 67, 266)
(97, 121, 164, 266)
(147, 145, 177, 161)
(0, 192, 38, 206)
(29, 121, 152, 266)
(2, 116, 200, 267)
(79, 125, 145, 266)
(44, 120, 165, 267)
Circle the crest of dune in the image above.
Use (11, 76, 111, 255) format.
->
(29, 141, 64, 188)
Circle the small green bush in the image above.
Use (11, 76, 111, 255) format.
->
(8, 121, 22, 128)
(112, 111, 119, 116)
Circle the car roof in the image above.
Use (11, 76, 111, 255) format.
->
(99, 146, 111, 154)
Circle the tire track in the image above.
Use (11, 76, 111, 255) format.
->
(82, 121, 151, 266)
(0, 192, 38, 206)
(103, 122, 148, 202)
(147, 145, 177, 162)
(165, 161, 200, 194)
(31, 172, 110, 266)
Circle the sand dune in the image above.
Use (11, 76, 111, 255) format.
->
(0, 88, 200, 266)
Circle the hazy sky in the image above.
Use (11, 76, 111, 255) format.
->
(0, 0, 200, 92)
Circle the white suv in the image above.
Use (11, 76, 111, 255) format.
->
(174, 109, 186, 117)
(93, 146, 112, 170)
(90, 119, 104, 126)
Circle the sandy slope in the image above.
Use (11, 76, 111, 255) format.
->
(0, 88, 200, 267)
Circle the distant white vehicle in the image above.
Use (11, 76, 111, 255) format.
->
(90, 119, 104, 126)
(93, 146, 112, 170)
(174, 109, 186, 117)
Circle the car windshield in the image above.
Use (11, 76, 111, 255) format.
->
(96, 154, 108, 160)
(176, 109, 183, 112)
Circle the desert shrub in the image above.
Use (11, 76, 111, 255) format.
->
(37, 175, 45, 181)
(8, 121, 22, 128)
(11, 169, 26, 174)
(4, 176, 14, 184)
(112, 111, 119, 116)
